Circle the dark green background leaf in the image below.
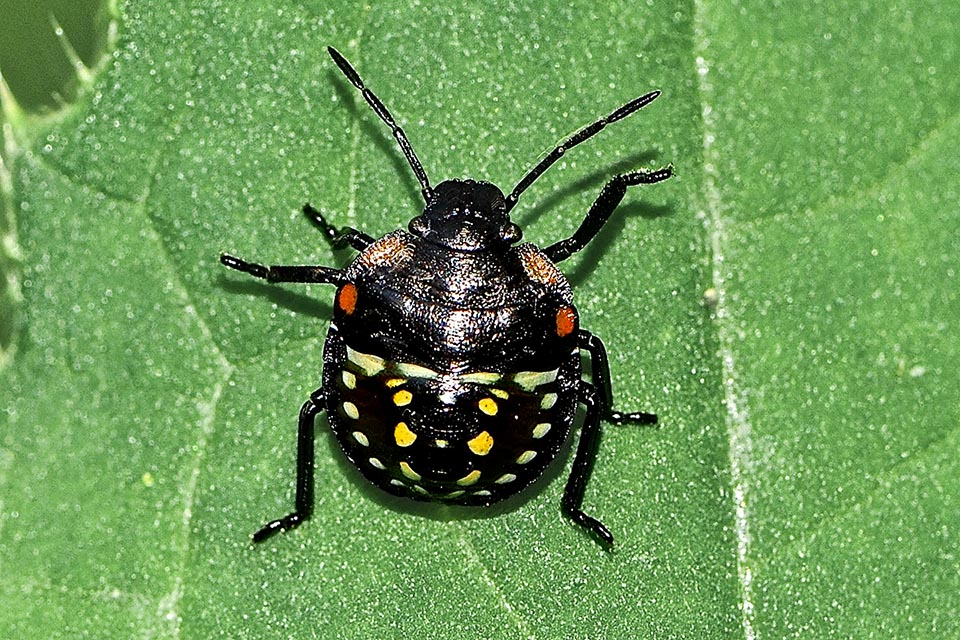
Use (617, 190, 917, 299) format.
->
(2, 1, 957, 638)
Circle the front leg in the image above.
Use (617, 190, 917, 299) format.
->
(303, 203, 374, 252)
(544, 165, 673, 264)
(253, 388, 327, 542)
(220, 254, 343, 285)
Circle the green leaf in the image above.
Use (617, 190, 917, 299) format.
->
(2, 2, 958, 638)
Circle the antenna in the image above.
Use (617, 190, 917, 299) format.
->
(505, 90, 661, 213)
(327, 46, 434, 203)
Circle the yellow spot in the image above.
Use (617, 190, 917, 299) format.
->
(342, 401, 360, 419)
(540, 393, 558, 410)
(516, 450, 537, 465)
(495, 473, 517, 484)
(400, 461, 421, 481)
(341, 370, 357, 389)
(467, 431, 494, 456)
(491, 388, 509, 399)
(352, 431, 369, 446)
(369, 457, 386, 470)
(385, 377, 406, 388)
(457, 470, 482, 486)
(478, 397, 498, 416)
(393, 389, 413, 406)
(141, 472, 155, 487)
(394, 422, 417, 447)
(532, 423, 552, 439)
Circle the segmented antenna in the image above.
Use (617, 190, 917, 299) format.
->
(328, 47, 433, 203)
(505, 90, 661, 213)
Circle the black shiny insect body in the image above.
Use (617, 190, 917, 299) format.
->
(221, 46, 672, 547)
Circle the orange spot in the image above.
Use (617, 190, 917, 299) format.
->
(556, 306, 577, 337)
(337, 283, 358, 315)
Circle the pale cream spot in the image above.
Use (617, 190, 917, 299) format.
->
(467, 431, 494, 456)
(394, 422, 417, 447)
(400, 461, 421, 481)
(495, 473, 517, 484)
(446, 490, 465, 498)
(341, 370, 357, 389)
(457, 470, 481, 486)
(516, 450, 537, 465)
(385, 377, 406, 388)
(540, 393, 558, 410)
(346, 346, 385, 376)
(342, 401, 360, 420)
(435, 439, 450, 448)
(532, 423, 552, 439)
(393, 389, 413, 406)
(352, 431, 369, 446)
(389, 478, 404, 487)
(396, 361, 440, 379)
(412, 484, 429, 495)
(513, 369, 559, 391)
(478, 397, 498, 416)
(368, 457, 386, 470)
(461, 371, 502, 385)
(490, 388, 509, 399)
(474, 490, 492, 497)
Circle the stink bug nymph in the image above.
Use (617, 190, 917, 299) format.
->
(221, 46, 672, 547)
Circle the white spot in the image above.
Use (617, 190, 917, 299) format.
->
(513, 369, 559, 391)
(540, 393, 558, 410)
(352, 431, 369, 446)
(438, 390, 458, 405)
(516, 450, 537, 465)
(346, 345, 385, 376)
(532, 423, 552, 439)
(342, 402, 359, 419)
(390, 478, 404, 487)
(368, 457, 386, 470)
(396, 361, 440, 379)
(461, 371, 502, 385)
(341, 370, 357, 389)
(400, 461, 421, 481)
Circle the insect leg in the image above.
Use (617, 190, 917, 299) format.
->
(220, 254, 344, 285)
(303, 203, 374, 252)
(563, 380, 616, 546)
(253, 389, 326, 542)
(577, 329, 657, 425)
(543, 165, 672, 264)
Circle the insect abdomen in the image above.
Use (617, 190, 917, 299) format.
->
(323, 331, 579, 504)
